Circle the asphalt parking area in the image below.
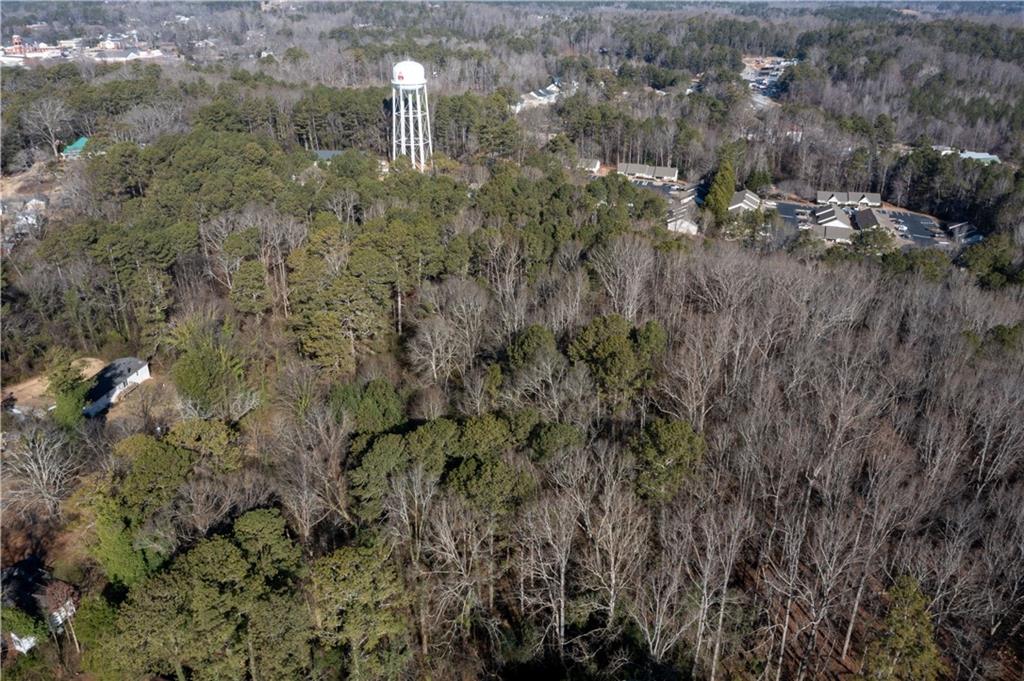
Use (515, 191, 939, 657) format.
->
(880, 210, 950, 248)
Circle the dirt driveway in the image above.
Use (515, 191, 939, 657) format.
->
(3, 357, 107, 410)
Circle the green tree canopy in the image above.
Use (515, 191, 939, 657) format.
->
(631, 418, 705, 502)
(311, 543, 411, 680)
(861, 576, 946, 681)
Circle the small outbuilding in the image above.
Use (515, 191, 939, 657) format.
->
(83, 357, 151, 417)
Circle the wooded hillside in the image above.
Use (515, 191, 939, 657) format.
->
(1, 3, 1022, 680)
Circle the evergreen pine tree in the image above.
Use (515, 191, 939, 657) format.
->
(705, 155, 736, 225)
(861, 576, 946, 681)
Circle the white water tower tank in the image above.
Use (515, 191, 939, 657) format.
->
(391, 60, 432, 171)
(392, 60, 426, 89)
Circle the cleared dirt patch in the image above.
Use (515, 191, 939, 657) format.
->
(3, 357, 107, 410)
(0, 161, 58, 199)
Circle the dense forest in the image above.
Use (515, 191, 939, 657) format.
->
(1, 3, 1023, 681)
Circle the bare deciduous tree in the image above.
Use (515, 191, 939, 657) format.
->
(516, 492, 579, 655)
(588, 234, 654, 322)
(23, 97, 72, 159)
(2, 427, 80, 519)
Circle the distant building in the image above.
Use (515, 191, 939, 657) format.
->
(814, 205, 852, 230)
(959, 151, 1000, 165)
(616, 163, 678, 182)
(83, 357, 151, 417)
(92, 48, 164, 63)
(811, 223, 854, 244)
(577, 158, 601, 174)
(61, 136, 88, 159)
(728, 189, 762, 213)
(513, 80, 576, 114)
(617, 162, 648, 178)
(666, 206, 698, 235)
(931, 144, 956, 156)
(816, 191, 882, 208)
(672, 185, 700, 206)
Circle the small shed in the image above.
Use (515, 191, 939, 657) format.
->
(83, 357, 150, 417)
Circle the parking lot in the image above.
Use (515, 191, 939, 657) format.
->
(775, 201, 811, 228)
(775, 202, 953, 249)
(879, 210, 951, 249)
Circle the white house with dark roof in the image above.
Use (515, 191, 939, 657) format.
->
(83, 357, 151, 417)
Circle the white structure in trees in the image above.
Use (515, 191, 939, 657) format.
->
(391, 60, 432, 171)
(82, 357, 151, 417)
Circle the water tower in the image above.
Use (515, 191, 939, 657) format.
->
(391, 60, 433, 171)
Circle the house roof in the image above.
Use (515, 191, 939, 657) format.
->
(617, 163, 678, 179)
(855, 208, 893, 231)
(617, 162, 651, 176)
(811, 223, 854, 241)
(94, 49, 133, 59)
(674, 186, 698, 201)
(729, 189, 761, 211)
(959, 151, 1000, 163)
(816, 190, 881, 205)
(817, 190, 842, 203)
(314, 149, 343, 160)
(85, 357, 147, 404)
(815, 205, 852, 228)
(666, 206, 698, 233)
